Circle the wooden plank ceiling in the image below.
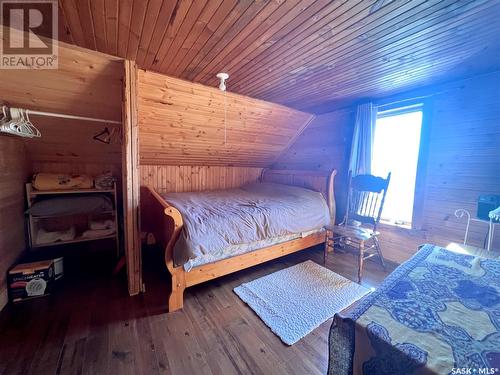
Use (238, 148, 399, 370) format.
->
(58, 0, 500, 112)
(137, 70, 313, 166)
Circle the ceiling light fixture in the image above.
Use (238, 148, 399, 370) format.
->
(216, 73, 229, 145)
(216, 72, 229, 91)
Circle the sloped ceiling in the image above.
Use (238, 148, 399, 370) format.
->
(55, 0, 500, 111)
(273, 109, 354, 172)
(137, 70, 314, 167)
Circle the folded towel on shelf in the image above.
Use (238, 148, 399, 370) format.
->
(89, 219, 115, 230)
(81, 228, 115, 239)
(33, 173, 93, 191)
(28, 195, 113, 217)
(36, 226, 76, 245)
(94, 172, 115, 190)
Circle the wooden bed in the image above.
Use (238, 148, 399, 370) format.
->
(142, 168, 337, 312)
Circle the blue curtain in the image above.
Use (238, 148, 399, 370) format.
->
(349, 103, 377, 176)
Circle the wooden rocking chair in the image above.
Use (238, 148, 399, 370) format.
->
(325, 172, 391, 282)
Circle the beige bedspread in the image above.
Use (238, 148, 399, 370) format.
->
(161, 182, 330, 271)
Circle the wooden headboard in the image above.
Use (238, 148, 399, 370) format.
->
(260, 169, 337, 224)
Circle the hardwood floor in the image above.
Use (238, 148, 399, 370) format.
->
(0, 245, 393, 375)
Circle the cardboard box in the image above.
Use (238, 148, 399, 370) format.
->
(8, 257, 63, 303)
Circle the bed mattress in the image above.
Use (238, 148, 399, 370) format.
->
(161, 182, 331, 271)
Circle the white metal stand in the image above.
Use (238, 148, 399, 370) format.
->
(455, 209, 497, 251)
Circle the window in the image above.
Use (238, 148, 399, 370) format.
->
(371, 104, 423, 227)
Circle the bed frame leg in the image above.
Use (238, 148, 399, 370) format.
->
(168, 271, 186, 312)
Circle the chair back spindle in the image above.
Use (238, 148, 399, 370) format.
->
(345, 172, 391, 231)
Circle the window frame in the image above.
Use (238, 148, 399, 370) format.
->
(374, 99, 432, 230)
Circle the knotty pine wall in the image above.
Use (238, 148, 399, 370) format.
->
(415, 71, 500, 255)
(136, 70, 314, 167)
(0, 137, 30, 308)
(273, 108, 354, 223)
(136, 70, 312, 201)
(380, 72, 500, 260)
(140, 165, 262, 194)
(274, 71, 500, 263)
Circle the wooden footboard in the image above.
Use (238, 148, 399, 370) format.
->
(142, 169, 337, 312)
(142, 187, 186, 310)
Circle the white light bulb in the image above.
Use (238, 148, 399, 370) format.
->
(216, 73, 229, 91)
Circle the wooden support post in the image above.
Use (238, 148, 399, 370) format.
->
(122, 60, 142, 295)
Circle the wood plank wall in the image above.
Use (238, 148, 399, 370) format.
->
(417, 71, 500, 253)
(274, 71, 500, 263)
(0, 137, 30, 309)
(273, 108, 355, 223)
(140, 165, 262, 194)
(136, 69, 308, 208)
(379, 72, 500, 261)
(136, 70, 314, 167)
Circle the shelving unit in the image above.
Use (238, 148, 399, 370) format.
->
(28, 188, 115, 195)
(26, 182, 119, 254)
